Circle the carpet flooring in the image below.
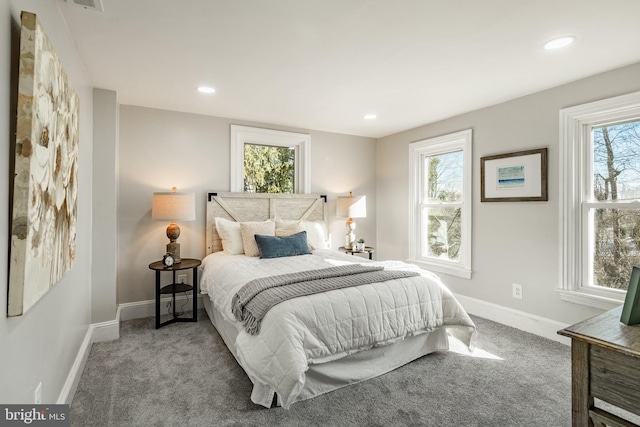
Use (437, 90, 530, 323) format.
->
(70, 310, 571, 427)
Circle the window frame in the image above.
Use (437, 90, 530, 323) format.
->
(559, 91, 640, 310)
(230, 125, 311, 193)
(408, 129, 473, 279)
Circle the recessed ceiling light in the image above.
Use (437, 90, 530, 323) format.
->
(197, 86, 216, 94)
(543, 36, 576, 50)
(363, 114, 377, 120)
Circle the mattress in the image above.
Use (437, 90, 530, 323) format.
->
(200, 249, 476, 408)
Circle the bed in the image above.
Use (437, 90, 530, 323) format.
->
(199, 192, 476, 409)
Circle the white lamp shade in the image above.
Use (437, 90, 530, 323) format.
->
(336, 195, 366, 218)
(152, 192, 196, 221)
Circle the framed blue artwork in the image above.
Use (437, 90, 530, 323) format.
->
(481, 148, 547, 202)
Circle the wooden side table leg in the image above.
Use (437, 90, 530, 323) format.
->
(572, 339, 593, 427)
(155, 270, 161, 329)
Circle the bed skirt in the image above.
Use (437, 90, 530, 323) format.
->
(202, 295, 451, 407)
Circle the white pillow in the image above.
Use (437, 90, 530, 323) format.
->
(240, 220, 276, 257)
(303, 221, 328, 249)
(215, 217, 244, 255)
(275, 218, 327, 250)
(276, 221, 315, 250)
(275, 218, 299, 229)
(275, 221, 304, 236)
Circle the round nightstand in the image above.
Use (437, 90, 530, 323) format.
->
(338, 246, 375, 260)
(149, 258, 201, 329)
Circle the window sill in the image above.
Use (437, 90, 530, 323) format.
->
(407, 258, 472, 279)
(556, 288, 624, 311)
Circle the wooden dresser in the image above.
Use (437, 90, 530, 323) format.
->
(558, 306, 640, 427)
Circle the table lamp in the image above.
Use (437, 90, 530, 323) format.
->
(336, 192, 366, 249)
(152, 187, 196, 263)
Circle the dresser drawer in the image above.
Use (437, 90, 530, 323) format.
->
(590, 345, 640, 417)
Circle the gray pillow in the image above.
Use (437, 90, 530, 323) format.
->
(255, 231, 312, 259)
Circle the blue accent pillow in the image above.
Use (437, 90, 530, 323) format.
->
(255, 231, 312, 259)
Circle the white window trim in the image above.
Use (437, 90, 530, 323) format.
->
(408, 129, 473, 279)
(230, 125, 311, 193)
(559, 90, 640, 310)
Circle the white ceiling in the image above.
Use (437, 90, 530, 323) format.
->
(58, 0, 640, 138)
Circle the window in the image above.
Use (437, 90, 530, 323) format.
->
(230, 125, 310, 193)
(559, 91, 640, 309)
(409, 129, 472, 279)
(243, 144, 295, 193)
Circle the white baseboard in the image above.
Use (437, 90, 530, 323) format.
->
(60, 294, 203, 404)
(92, 305, 121, 343)
(57, 307, 121, 404)
(57, 326, 94, 404)
(453, 293, 571, 346)
(119, 294, 204, 321)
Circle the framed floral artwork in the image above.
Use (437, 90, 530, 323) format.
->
(8, 12, 80, 316)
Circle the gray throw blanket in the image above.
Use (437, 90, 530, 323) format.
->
(231, 264, 420, 335)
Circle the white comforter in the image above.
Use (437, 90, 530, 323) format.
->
(200, 249, 476, 408)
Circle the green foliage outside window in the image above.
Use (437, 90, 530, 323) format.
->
(243, 144, 295, 193)
(423, 151, 463, 261)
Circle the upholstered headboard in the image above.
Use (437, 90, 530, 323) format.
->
(205, 192, 327, 255)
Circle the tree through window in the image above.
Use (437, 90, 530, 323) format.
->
(560, 91, 640, 309)
(422, 150, 463, 261)
(591, 120, 640, 290)
(409, 129, 472, 279)
(243, 144, 295, 193)
(230, 125, 310, 194)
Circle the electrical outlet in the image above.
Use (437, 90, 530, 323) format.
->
(512, 283, 523, 300)
(35, 382, 42, 404)
(178, 274, 187, 285)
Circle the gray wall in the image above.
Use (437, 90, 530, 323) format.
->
(92, 89, 118, 323)
(0, 1, 93, 403)
(117, 106, 377, 304)
(3, 1, 636, 402)
(377, 61, 640, 325)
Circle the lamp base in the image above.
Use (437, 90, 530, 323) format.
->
(166, 221, 182, 263)
(167, 241, 181, 263)
(345, 234, 356, 250)
(345, 218, 356, 250)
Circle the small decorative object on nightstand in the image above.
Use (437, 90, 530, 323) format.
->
(162, 252, 174, 268)
(148, 258, 201, 329)
(339, 246, 375, 260)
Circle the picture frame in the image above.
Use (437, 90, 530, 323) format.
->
(620, 266, 640, 325)
(481, 148, 548, 202)
(8, 12, 79, 316)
